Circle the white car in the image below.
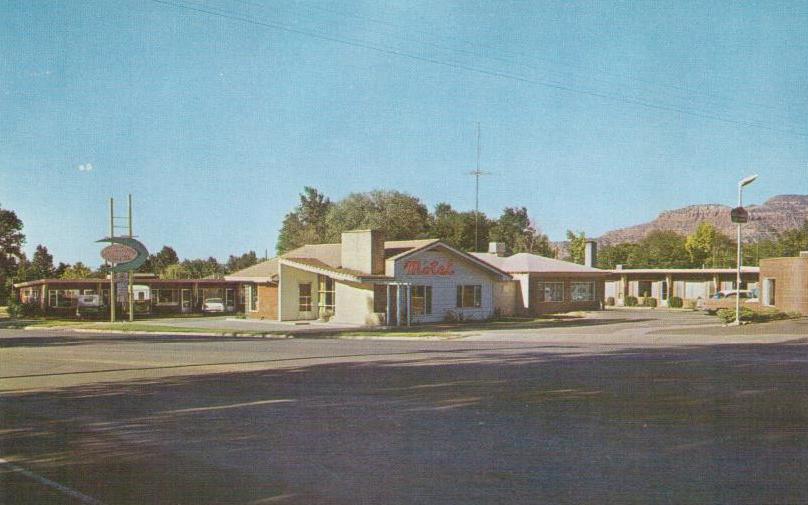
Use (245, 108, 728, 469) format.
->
(202, 297, 225, 313)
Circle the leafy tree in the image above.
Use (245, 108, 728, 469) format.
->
(94, 263, 111, 279)
(181, 257, 224, 279)
(775, 220, 808, 257)
(0, 204, 25, 304)
(30, 245, 55, 279)
(628, 230, 691, 268)
(226, 251, 259, 273)
(564, 230, 587, 264)
(597, 243, 637, 269)
(150, 246, 180, 274)
(53, 262, 70, 278)
(685, 222, 735, 268)
(277, 187, 333, 253)
(325, 190, 430, 242)
(162, 263, 192, 279)
(489, 207, 555, 256)
(428, 203, 488, 252)
(60, 262, 92, 279)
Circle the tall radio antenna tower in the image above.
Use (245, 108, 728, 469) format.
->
(469, 122, 489, 252)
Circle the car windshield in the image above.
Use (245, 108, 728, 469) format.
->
(711, 293, 724, 299)
(205, 298, 223, 303)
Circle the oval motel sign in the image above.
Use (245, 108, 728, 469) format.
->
(101, 243, 139, 264)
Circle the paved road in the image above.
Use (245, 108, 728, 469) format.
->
(1, 313, 807, 504)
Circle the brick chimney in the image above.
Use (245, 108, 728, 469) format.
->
(341, 230, 385, 275)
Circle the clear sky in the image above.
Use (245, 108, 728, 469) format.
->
(2, 0, 807, 267)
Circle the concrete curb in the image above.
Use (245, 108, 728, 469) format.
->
(22, 325, 294, 339)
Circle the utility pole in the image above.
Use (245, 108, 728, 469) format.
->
(128, 194, 134, 323)
(468, 122, 489, 252)
(109, 198, 115, 323)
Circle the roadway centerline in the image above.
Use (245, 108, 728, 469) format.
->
(0, 457, 107, 505)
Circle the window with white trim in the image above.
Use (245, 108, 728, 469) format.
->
(571, 282, 595, 301)
(456, 285, 482, 308)
(411, 285, 432, 315)
(538, 282, 564, 302)
(299, 283, 312, 312)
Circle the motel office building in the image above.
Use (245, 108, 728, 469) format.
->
(227, 230, 608, 325)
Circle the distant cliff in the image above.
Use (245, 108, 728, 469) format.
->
(597, 195, 808, 245)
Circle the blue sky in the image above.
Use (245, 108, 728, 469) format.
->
(2, 0, 807, 266)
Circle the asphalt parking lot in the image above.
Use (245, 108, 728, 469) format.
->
(1, 310, 807, 504)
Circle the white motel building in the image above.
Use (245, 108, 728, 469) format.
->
(226, 229, 607, 326)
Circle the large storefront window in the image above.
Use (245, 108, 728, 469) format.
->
(411, 285, 432, 315)
(153, 289, 180, 305)
(318, 275, 335, 314)
(637, 281, 653, 298)
(299, 283, 312, 312)
(456, 285, 482, 308)
(538, 282, 564, 302)
(48, 289, 79, 308)
(571, 282, 595, 301)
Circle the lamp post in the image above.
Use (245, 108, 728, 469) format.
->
(734, 174, 758, 325)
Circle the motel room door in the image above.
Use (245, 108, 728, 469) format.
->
(181, 289, 193, 313)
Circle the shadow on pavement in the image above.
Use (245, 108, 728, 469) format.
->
(2, 341, 808, 504)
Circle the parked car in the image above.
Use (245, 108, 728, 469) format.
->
(76, 294, 103, 319)
(701, 289, 760, 315)
(202, 297, 225, 313)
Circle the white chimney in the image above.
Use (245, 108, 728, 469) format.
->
(584, 240, 598, 268)
(341, 230, 385, 275)
(488, 242, 506, 257)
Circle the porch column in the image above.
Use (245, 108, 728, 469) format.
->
(40, 284, 47, 313)
(386, 284, 391, 327)
(406, 284, 411, 327)
(620, 274, 628, 303)
(396, 284, 402, 327)
(666, 274, 673, 303)
(712, 274, 720, 295)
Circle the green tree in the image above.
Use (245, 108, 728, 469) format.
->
(60, 262, 92, 279)
(775, 220, 808, 257)
(565, 230, 587, 264)
(226, 251, 259, 273)
(0, 204, 25, 304)
(685, 222, 735, 268)
(489, 207, 555, 256)
(628, 230, 691, 268)
(325, 190, 430, 242)
(181, 257, 224, 279)
(30, 245, 54, 279)
(162, 263, 192, 279)
(428, 203, 487, 251)
(597, 243, 637, 269)
(277, 187, 333, 253)
(149, 246, 180, 275)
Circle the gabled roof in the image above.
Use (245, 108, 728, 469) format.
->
(395, 242, 512, 280)
(472, 252, 608, 275)
(226, 240, 439, 281)
(225, 257, 280, 282)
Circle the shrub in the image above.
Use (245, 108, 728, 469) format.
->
(625, 296, 638, 307)
(605, 297, 615, 306)
(643, 297, 658, 308)
(6, 299, 42, 319)
(668, 296, 683, 308)
(716, 307, 799, 324)
(444, 310, 464, 323)
(683, 299, 698, 310)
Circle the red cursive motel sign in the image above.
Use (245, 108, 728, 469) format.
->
(404, 260, 455, 276)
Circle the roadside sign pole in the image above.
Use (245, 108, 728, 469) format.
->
(735, 185, 742, 325)
(109, 197, 116, 323)
(128, 194, 134, 323)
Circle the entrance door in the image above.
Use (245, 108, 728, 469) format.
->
(225, 288, 235, 312)
(181, 289, 193, 313)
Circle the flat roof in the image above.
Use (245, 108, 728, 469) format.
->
(13, 278, 244, 288)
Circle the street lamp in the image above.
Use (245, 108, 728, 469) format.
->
(734, 174, 758, 325)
